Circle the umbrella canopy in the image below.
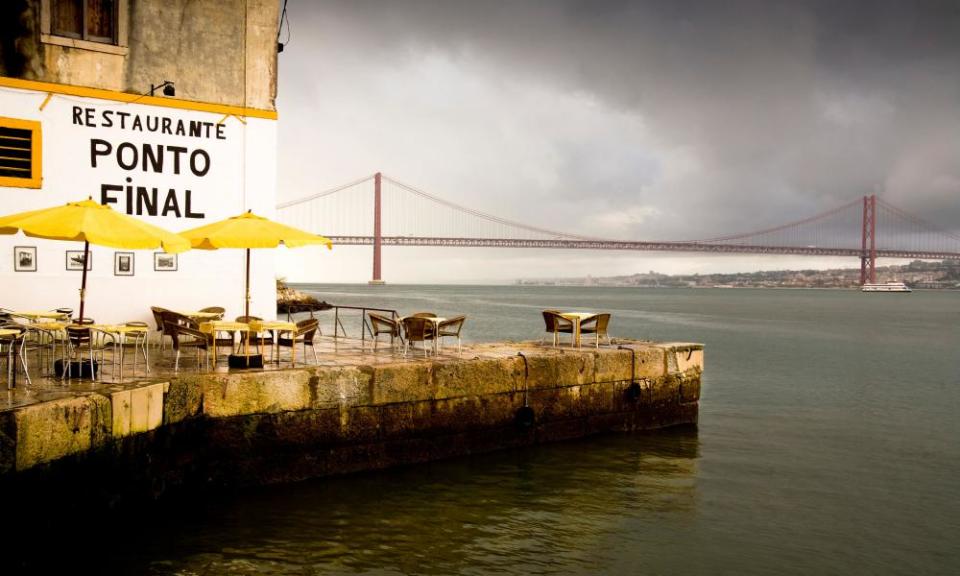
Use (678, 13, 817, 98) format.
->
(178, 210, 332, 319)
(0, 198, 190, 320)
(180, 211, 333, 251)
(0, 198, 191, 252)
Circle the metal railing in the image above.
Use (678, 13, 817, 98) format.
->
(330, 305, 399, 342)
(288, 305, 400, 342)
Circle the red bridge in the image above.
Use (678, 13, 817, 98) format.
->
(277, 173, 960, 285)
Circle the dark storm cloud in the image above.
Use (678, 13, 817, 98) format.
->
(280, 0, 960, 242)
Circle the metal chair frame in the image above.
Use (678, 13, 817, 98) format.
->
(437, 315, 466, 355)
(369, 312, 403, 350)
(276, 318, 321, 365)
(541, 310, 574, 347)
(401, 316, 436, 357)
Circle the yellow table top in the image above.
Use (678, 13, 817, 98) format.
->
(559, 312, 596, 320)
(12, 311, 70, 320)
(402, 316, 447, 323)
(29, 322, 68, 331)
(178, 311, 223, 320)
(249, 320, 297, 332)
(199, 321, 250, 333)
(87, 324, 149, 334)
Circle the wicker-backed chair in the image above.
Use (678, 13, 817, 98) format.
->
(150, 306, 172, 351)
(205, 317, 236, 359)
(578, 313, 611, 348)
(53, 308, 74, 321)
(199, 307, 230, 350)
(437, 315, 466, 355)
(277, 318, 320, 365)
(161, 311, 211, 372)
(541, 310, 574, 347)
(401, 316, 435, 357)
(65, 317, 97, 379)
(235, 315, 274, 357)
(411, 312, 437, 318)
(200, 306, 226, 320)
(369, 312, 402, 350)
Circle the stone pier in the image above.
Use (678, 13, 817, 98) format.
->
(0, 339, 702, 507)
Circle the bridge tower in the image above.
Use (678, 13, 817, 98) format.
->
(860, 194, 877, 285)
(369, 172, 385, 285)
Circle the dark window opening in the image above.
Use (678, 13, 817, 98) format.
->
(51, 0, 116, 44)
(0, 126, 33, 180)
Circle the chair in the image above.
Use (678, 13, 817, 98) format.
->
(65, 318, 98, 380)
(200, 306, 226, 320)
(161, 311, 211, 372)
(150, 306, 172, 351)
(541, 310, 574, 347)
(30, 317, 69, 377)
(277, 318, 320, 365)
(369, 312, 402, 350)
(121, 321, 151, 375)
(401, 316, 435, 357)
(0, 324, 30, 386)
(411, 312, 437, 318)
(236, 315, 272, 357)
(578, 313, 611, 348)
(51, 308, 73, 322)
(437, 315, 466, 355)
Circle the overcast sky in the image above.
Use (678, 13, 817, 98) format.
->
(274, 0, 960, 283)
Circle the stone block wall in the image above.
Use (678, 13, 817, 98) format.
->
(0, 341, 702, 505)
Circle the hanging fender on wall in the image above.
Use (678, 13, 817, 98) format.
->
(514, 405, 536, 429)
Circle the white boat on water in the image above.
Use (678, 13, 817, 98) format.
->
(861, 282, 912, 293)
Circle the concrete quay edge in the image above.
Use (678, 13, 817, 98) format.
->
(0, 340, 703, 479)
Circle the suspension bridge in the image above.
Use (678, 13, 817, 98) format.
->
(276, 173, 960, 285)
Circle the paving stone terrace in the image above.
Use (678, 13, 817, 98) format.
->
(0, 335, 703, 507)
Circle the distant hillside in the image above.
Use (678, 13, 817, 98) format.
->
(517, 260, 960, 289)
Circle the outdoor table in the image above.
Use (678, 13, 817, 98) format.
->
(401, 316, 446, 354)
(199, 320, 251, 366)
(1, 328, 23, 389)
(88, 324, 149, 382)
(557, 312, 595, 348)
(11, 310, 70, 323)
(178, 310, 223, 321)
(248, 320, 298, 364)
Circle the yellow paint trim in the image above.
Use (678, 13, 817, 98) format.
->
(0, 76, 278, 120)
(0, 116, 42, 189)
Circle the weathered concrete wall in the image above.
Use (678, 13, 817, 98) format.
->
(0, 341, 702, 507)
(0, 0, 279, 110)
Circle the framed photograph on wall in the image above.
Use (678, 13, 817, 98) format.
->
(14, 246, 37, 272)
(114, 252, 135, 276)
(154, 252, 178, 272)
(65, 250, 92, 271)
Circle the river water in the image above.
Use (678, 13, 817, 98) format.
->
(92, 286, 960, 573)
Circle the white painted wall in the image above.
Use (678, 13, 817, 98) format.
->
(0, 85, 279, 329)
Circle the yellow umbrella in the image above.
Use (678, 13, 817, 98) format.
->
(178, 210, 332, 319)
(0, 198, 190, 319)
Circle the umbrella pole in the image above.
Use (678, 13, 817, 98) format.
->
(245, 248, 250, 363)
(245, 248, 251, 318)
(78, 240, 89, 321)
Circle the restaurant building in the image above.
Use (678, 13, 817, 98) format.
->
(0, 0, 282, 323)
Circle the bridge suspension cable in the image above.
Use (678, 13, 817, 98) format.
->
(276, 173, 960, 265)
